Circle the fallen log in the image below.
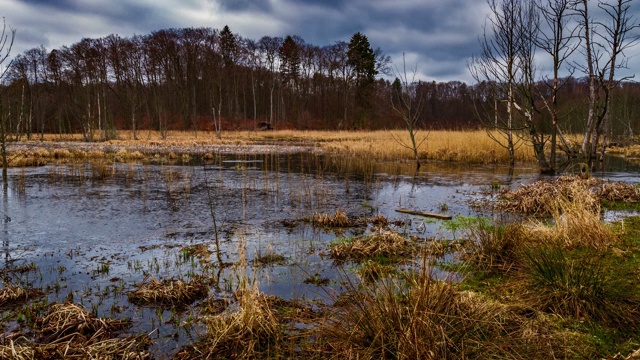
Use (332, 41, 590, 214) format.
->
(395, 208, 452, 220)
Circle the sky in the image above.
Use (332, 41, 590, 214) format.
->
(2, 0, 640, 84)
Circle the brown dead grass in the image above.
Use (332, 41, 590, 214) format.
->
(498, 175, 601, 216)
(329, 230, 417, 262)
(128, 275, 209, 308)
(10, 129, 541, 165)
(175, 283, 282, 359)
(0, 302, 151, 359)
(312, 209, 351, 228)
(0, 285, 30, 308)
(597, 182, 640, 203)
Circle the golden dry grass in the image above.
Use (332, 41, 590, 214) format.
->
(0, 302, 151, 359)
(128, 275, 209, 308)
(312, 209, 351, 227)
(329, 230, 417, 262)
(0, 285, 30, 308)
(13, 129, 541, 164)
(175, 283, 282, 359)
(498, 175, 601, 215)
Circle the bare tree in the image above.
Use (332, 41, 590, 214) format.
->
(470, 0, 528, 169)
(0, 18, 15, 188)
(536, 0, 580, 168)
(390, 54, 427, 172)
(578, 0, 640, 162)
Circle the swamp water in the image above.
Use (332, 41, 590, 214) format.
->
(1, 153, 637, 357)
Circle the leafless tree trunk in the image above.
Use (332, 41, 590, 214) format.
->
(578, 0, 639, 163)
(390, 54, 427, 172)
(0, 18, 15, 189)
(536, 0, 580, 167)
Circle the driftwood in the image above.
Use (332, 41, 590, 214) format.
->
(395, 209, 452, 220)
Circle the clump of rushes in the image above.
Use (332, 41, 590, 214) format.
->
(319, 266, 557, 359)
(253, 252, 287, 266)
(175, 283, 282, 359)
(0, 285, 32, 308)
(36, 303, 130, 341)
(597, 181, 640, 203)
(312, 209, 351, 227)
(527, 190, 616, 250)
(518, 246, 640, 329)
(180, 244, 212, 261)
(0, 302, 151, 359)
(498, 175, 600, 216)
(329, 230, 417, 263)
(128, 274, 208, 308)
(369, 213, 389, 227)
(463, 222, 526, 274)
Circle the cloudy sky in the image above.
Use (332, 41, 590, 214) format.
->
(2, 0, 640, 83)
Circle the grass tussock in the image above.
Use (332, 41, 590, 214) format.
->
(253, 252, 287, 266)
(36, 303, 130, 341)
(319, 267, 560, 359)
(312, 209, 351, 227)
(463, 222, 526, 274)
(518, 246, 640, 329)
(597, 181, 640, 203)
(329, 230, 417, 263)
(128, 275, 208, 308)
(0, 302, 151, 359)
(180, 244, 212, 261)
(528, 194, 616, 250)
(498, 175, 600, 216)
(0, 285, 32, 308)
(175, 283, 282, 359)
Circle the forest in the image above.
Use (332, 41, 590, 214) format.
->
(1, 23, 640, 143)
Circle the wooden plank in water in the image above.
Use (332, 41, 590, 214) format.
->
(395, 208, 453, 220)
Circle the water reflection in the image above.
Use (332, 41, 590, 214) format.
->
(1, 153, 638, 356)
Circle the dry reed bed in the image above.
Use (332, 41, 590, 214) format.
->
(128, 275, 209, 308)
(8, 129, 542, 167)
(0, 302, 150, 359)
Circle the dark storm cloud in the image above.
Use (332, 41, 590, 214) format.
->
(217, 0, 273, 12)
(3, 0, 640, 83)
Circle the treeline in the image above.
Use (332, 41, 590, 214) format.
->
(1, 25, 640, 140)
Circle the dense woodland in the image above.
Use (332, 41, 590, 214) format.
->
(0, 20, 639, 142)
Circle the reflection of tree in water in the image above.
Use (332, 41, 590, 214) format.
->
(2, 189, 10, 266)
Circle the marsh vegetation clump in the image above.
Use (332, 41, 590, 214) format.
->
(498, 175, 600, 215)
(253, 252, 287, 266)
(0, 302, 151, 359)
(597, 181, 640, 203)
(128, 274, 208, 308)
(0, 285, 32, 308)
(312, 209, 352, 228)
(179, 244, 212, 262)
(517, 246, 640, 329)
(318, 266, 562, 359)
(329, 230, 417, 263)
(175, 284, 283, 359)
